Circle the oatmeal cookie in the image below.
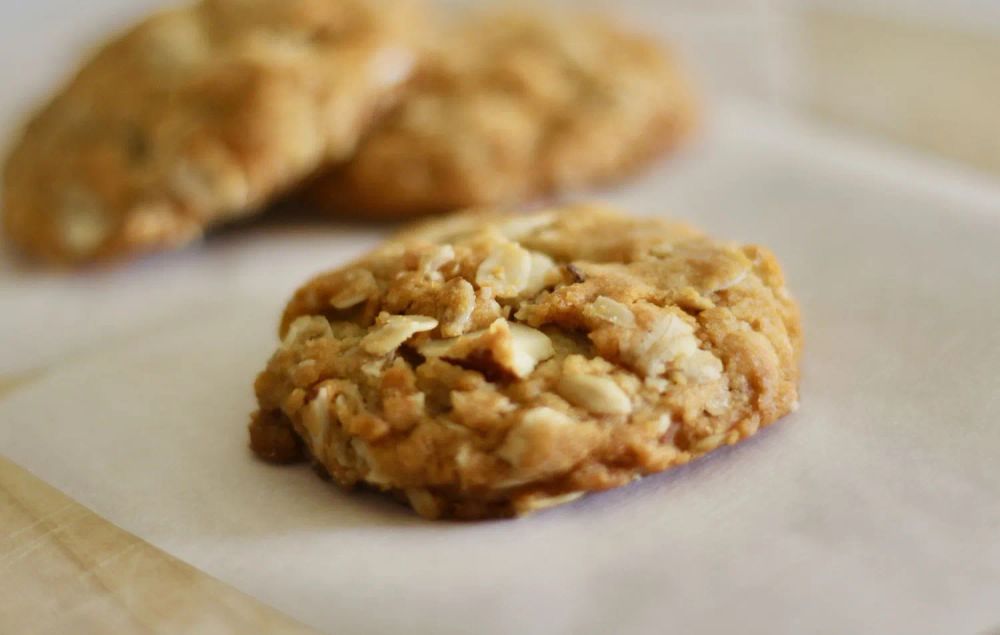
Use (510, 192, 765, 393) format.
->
(301, 10, 697, 218)
(249, 204, 801, 519)
(3, 0, 421, 265)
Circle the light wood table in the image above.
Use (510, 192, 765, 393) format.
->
(0, 458, 318, 634)
(0, 376, 316, 634)
(800, 8, 1000, 177)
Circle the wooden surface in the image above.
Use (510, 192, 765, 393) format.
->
(800, 8, 1000, 176)
(0, 453, 316, 634)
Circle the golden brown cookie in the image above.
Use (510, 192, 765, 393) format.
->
(301, 10, 697, 218)
(3, 0, 421, 265)
(249, 204, 801, 519)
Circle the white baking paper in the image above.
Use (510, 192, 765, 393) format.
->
(2, 106, 999, 635)
(0, 222, 385, 374)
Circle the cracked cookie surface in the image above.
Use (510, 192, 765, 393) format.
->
(3, 0, 420, 265)
(250, 204, 801, 519)
(302, 10, 697, 218)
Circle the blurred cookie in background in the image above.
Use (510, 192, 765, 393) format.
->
(2, 0, 423, 265)
(300, 9, 698, 219)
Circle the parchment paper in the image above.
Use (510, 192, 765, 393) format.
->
(2, 107, 999, 635)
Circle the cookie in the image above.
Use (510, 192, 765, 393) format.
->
(2, 0, 421, 265)
(249, 204, 801, 519)
(301, 10, 697, 218)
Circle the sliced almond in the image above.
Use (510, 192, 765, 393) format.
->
(440, 278, 476, 337)
(330, 269, 377, 309)
(497, 406, 574, 469)
(705, 390, 731, 416)
(714, 269, 748, 292)
(301, 384, 334, 460)
(498, 211, 557, 240)
(405, 488, 442, 519)
(628, 313, 698, 377)
(557, 374, 632, 415)
(521, 251, 560, 297)
(282, 315, 333, 348)
(417, 244, 455, 281)
(416, 337, 457, 358)
(507, 322, 555, 377)
(498, 407, 595, 484)
(514, 491, 585, 515)
(585, 296, 636, 327)
(417, 319, 553, 379)
(677, 349, 724, 383)
(475, 241, 533, 298)
(350, 438, 391, 485)
(361, 314, 438, 356)
(691, 431, 729, 453)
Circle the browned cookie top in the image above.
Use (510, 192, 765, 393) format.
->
(250, 204, 801, 519)
(303, 10, 697, 218)
(3, 0, 421, 265)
